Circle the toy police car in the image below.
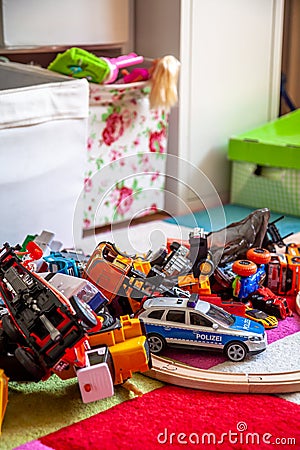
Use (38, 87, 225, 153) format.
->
(138, 295, 267, 362)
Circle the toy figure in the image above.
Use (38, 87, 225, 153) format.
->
(232, 248, 271, 299)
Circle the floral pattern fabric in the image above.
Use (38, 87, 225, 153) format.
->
(83, 81, 168, 229)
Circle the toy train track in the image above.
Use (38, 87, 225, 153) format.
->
(147, 356, 300, 393)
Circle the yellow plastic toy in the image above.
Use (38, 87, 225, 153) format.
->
(0, 369, 9, 434)
(88, 315, 150, 385)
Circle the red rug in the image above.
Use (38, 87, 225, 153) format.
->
(20, 385, 300, 450)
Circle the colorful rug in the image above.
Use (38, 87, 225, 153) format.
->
(1, 217, 300, 450)
(18, 386, 300, 450)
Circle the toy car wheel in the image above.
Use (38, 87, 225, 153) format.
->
(199, 259, 214, 277)
(2, 314, 23, 343)
(225, 341, 247, 362)
(232, 260, 257, 276)
(147, 333, 166, 354)
(14, 347, 46, 381)
(69, 295, 98, 329)
(246, 247, 271, 265)
(98, 312, 116, 329)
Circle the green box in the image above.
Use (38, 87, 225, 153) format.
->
(228, 109, 300, 216)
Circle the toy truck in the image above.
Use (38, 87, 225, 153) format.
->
(0, 243, 101, 381)
(59, 314, 151, 403)
(87, 314, 151, 385)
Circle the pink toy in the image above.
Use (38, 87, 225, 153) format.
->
(122, 67, 150, 83)
(102, 53, 144, 84)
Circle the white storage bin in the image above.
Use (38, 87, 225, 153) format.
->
(0, 62, 89, 247)
(0, 0, 128, 47)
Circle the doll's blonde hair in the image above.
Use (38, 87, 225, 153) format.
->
(149, 55, 180, 110)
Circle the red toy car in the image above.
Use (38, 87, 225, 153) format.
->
(200, 294, 248, 317)
(0, 243, 101, 381)
(248, 286, 292, 320)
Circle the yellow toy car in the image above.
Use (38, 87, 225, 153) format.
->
(244, 307, 278, 329)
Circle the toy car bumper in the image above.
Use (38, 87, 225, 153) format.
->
(246, 333, 267, 354)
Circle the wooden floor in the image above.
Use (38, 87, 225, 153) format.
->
(83, 211, 172, 237)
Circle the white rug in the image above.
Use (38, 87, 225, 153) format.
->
(78, 220, 193, 256)
(211, 332, 300, 404)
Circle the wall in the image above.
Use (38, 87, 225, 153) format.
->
(135, 0, 284, 215)
(281, 0, 300, 114)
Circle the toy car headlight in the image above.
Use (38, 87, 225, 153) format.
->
(249, 335, 263, 341)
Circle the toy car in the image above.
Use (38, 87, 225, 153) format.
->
(166, 227, 214, 278)
(231, 247, 272, 299)
(285, 254, 300, 295)
(0, 243, 101, 381)
(40, 269, 152, 388)
(40, 272, 109, 313)
(248, 286, 292, 319)
(213, 262, 237, 289)
(43, 252, 80, 277)
(265, 250, 300, 296)
(83, 241, 167, 315)
(266, 253, 288, 295)
(137, 295, 267, 362)
(244, 307, 278, 329)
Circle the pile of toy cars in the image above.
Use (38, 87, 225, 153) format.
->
(78, 209, 297, 362)
(0, 207, 298, 419)
(0, 237, 152, 408)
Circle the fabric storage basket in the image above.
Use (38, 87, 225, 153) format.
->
(82, 81, 168, 230)
(0, 62, 89, 247)
(228, 109, 300, 216)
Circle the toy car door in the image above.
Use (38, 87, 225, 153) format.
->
(186, 311, 224, 349)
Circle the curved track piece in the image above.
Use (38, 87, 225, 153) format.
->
(146, 355, 300, 394)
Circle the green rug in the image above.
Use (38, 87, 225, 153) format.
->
(1, 373, 163, 449)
